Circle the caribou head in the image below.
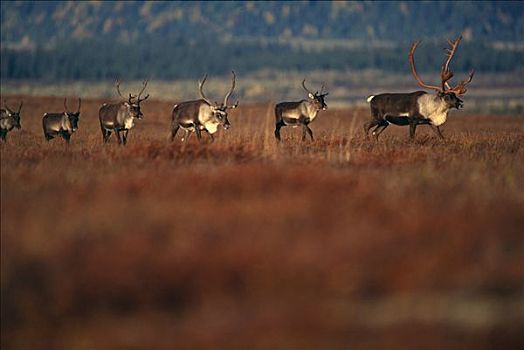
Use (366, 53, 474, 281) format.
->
(3, 100, 23, 129)
(302, 79, 328, 111)
(63, 98, 81, 132)
(409, 35, 474, 110)
(198, 71, 238, 130)
(116, 79, 150, 119)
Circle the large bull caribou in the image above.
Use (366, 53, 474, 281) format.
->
(0, 100, 23, 142)
(365, 35, 474, 141)
(274, 80, 328, 141)
(170, 71, 238, 142)
(42, 98, 81, 143)
(99, 80, 149, 145)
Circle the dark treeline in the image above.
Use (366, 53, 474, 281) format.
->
(2, 2, 523, 81)
(1, 39, 522, 81)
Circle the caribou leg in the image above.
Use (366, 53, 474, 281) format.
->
(122, 130, 129, 145)
(181, 130, 192, 142)
(274, 107, 284, 141)
(170, 124, 180, 142)
(370, 124, 381, 138)
(62, 132, 71, 144)
(364, 120, 379, 139)
(194, 127, 202, 141)
(373, 122, 389, 140)
(274, 122, 283, 141)
(0, 130, 6, 142)
(104, 131, 111, 143)
(115, 129, 123, 145)
(101, 124, 111, 143)
(301, 124, 307, 141)
(409, 121, 417, 141)
(430, 125, 445, 139)
(305, 125, 314, 141)
(365, 105, 383, 139)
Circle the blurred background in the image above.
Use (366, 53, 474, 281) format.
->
(1, 1, 523, 112)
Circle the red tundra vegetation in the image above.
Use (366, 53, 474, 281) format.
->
(1, 95, 523, 349)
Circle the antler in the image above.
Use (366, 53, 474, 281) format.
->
(441, 36, 474, 95)
(409, 41, 442, 92)
(440, 36, 462, 90)
(137, 79, 149, 101)
(319, 83, 329, 96)
(64, 98, 80, 114)
(447, 70, 475, 95)
(18, 101, 23, 113)
(4, 100, 14, 113)
(198, 74, 214, 106)
(410, 36, 474, 95)
(115, 80, 125, 99)
(223, 71, 237, 107)
(302, 79, 315, 96)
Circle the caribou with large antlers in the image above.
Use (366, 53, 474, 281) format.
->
(365, 35, 474, 141)
(42, 98, 81, 143)
(0, 100, 23, 142)
(274, 79, 328, 141)
(99, 79, 149, 145)
(170, 71, 238, 142)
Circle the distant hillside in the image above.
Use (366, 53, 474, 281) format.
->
(2, 1, 524, 48)
(1, 1, 523, 81)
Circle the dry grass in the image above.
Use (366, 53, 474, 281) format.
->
(1, 95, 524, 350)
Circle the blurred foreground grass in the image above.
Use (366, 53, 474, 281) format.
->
(1, 96, 524, 349)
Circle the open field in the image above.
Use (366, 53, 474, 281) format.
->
(1, 95, 524, 349)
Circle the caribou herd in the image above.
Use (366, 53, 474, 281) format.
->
(1, 36, 474, 144)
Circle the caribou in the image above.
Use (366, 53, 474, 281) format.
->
(274, 80, 328, 141)
(99, 80, 149, 145)
(365, 35, 474, 141)
(170, 71, 238, 142)
(0, 100, 23, 142)
(42, 98, 81, 143)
